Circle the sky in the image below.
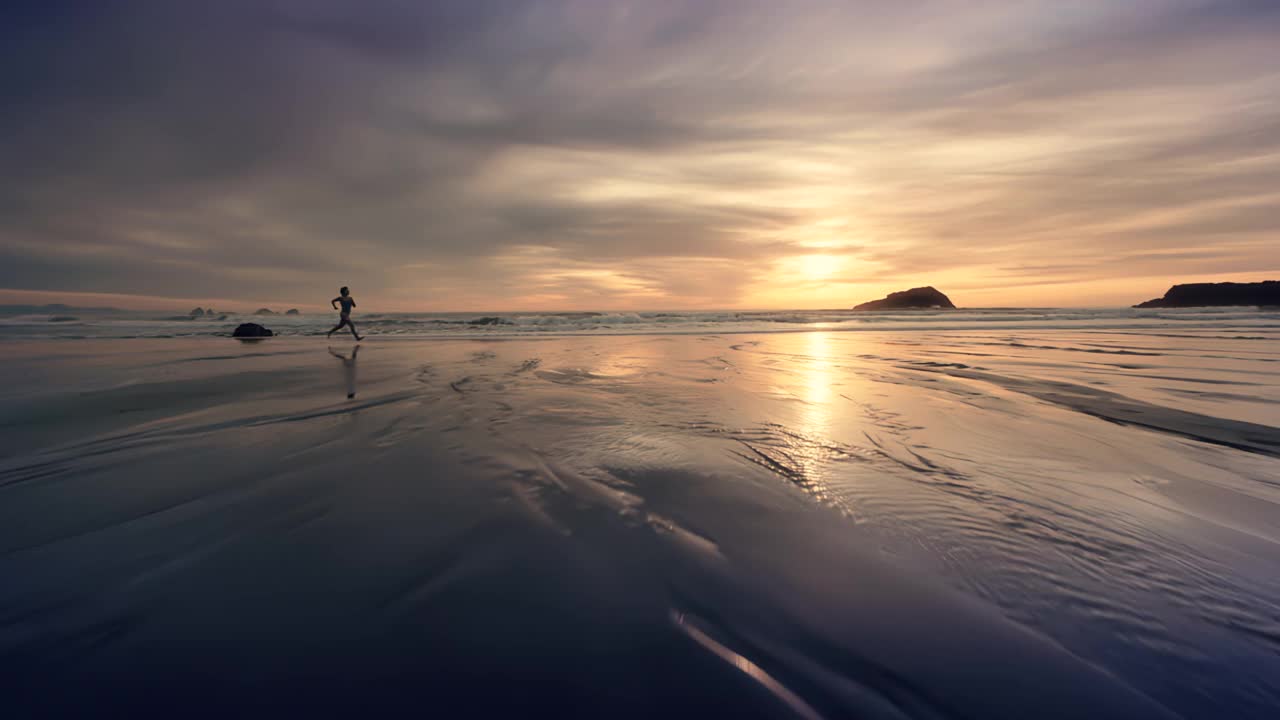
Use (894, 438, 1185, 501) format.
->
(2, 0, 1278, 312)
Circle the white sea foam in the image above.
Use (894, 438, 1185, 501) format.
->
(1, 306, 1277, 339)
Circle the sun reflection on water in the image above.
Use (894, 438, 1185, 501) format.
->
(799, 331, 834, 438)
(778, 332, 853, 511)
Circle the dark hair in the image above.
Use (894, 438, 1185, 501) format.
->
(340, 286, 349, 295)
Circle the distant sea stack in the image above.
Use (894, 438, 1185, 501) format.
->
(285, 308, 300, 315)
(189, 307, 206, 317)
(854, 286, 956, 311)
(253, 308, 276, 315)
(1134, 281, 1279, 308)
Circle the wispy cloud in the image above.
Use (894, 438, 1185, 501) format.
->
(2, 0, 1277, 310)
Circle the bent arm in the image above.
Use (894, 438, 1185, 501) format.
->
(331, 297, 341, 309)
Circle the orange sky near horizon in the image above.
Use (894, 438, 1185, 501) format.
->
(1, 271, 1274, 314)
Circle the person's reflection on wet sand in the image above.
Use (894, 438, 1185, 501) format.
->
(329, 345, 360, 398)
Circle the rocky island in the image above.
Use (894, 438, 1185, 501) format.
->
(854, 286, 956, 311)
(1134, 281, 1278, 308)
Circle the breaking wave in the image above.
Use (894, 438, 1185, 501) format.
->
(2, 307, 1278, 340)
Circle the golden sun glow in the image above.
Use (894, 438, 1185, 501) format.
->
(793, 254, 847, 281)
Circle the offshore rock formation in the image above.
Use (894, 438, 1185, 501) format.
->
(232, 323, 273, 339)
(1134, 281, 1279, 308)
(854, 286, 956, 311)
(286, 309, 300, 315)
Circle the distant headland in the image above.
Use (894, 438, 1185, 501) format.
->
(1134, 281, 1278, 309)
(854, 286, 956, 311)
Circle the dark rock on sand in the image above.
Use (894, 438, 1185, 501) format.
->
(286, 308, 300, 315)
(854, 286, 956, 311)
(1134, 281, 1279, 308)
(232, 322, 273, 338)
(253, 308, 276, 315)
(49, 315, 79, 322)
(189, 307, 205, 317)
(467, 316, 510, 326)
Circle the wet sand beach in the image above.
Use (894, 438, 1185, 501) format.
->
(3, 327, 1279, 718)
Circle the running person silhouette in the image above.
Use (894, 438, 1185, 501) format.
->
(327, 286, 363, 340)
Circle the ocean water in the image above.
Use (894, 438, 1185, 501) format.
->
(2, 305, 1278, 339)
(2, 312, 1279, 718)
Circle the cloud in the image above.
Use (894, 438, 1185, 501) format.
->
(1, 0, 1278, 310)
